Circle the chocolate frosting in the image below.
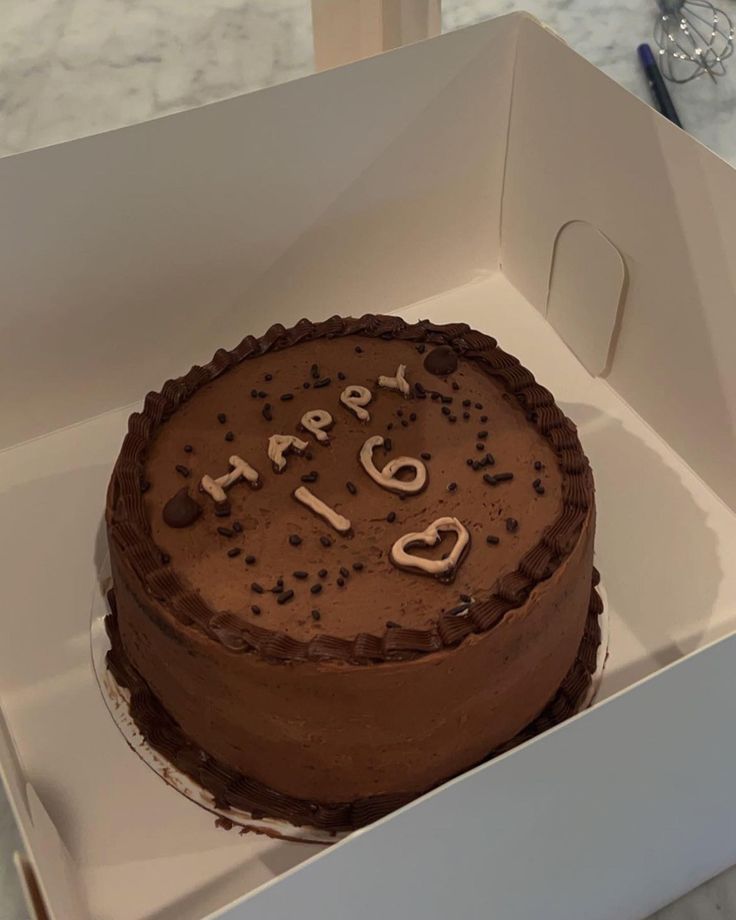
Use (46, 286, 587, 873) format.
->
(105, 571, 602, 832)
(107, 315, 593, 664)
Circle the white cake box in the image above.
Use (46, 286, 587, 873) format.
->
(1, 11, 735, 920)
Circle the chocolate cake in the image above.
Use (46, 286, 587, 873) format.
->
(105, 315, 600, 832)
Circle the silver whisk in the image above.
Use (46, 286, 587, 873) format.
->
(654, 0, 734, 82)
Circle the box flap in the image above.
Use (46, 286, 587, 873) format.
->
(501, 16, 736, 511)
(0, 707, 90, 920)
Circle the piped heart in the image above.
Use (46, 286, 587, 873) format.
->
(390, 516, 470, 582)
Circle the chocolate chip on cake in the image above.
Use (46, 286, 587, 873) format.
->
(289, 534, 302, 546)
(420, 451, 432, 460)
(251, 581, 264, 593)
(424, 345, 458, 376)
(387, 511, 396, 523)
(318, 569, 328, 578)
(251, 605, 261, 615)
(506, 517, 519, 533)
(310, 584, 323, 595)
(277, 590, 294, 605)
(162, 488, 201, 528)
(293, 570, 309, 580)
(346, 481, 357, 495)
(225, 431, 235, 441)
(175, 464, 190, 477)
(486, 534, 500, 545)
(227, 547, 241, 558)
(245, 555, 256, 565)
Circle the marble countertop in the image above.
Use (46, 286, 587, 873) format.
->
(1, 1, 735, 918)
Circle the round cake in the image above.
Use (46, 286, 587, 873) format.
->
(105, 314, 599, 831)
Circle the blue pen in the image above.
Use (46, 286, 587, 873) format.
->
(637, 43, 683, 128)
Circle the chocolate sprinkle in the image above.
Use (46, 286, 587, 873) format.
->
(355, 345, 363, 353)
(265, 373, 273, 382)
(262, 404, 273, 422)
(401, 419, 409, 428)
(480, 415, 488, 423)
(486, 534, 500, 545)
(337, 577, 345, 587)
(420, 451, 432, 460)
(534, 460, 543, 471)
(387, 511, 396, 523)
(478, 431, 488, 439)
(305, 451, 313, 461)
(466, 458, 474, 467)
(452, 381, 460, 391)
(485, 453, 495, 466)
(258, 390, 267, 399)
(301, 471, 318, 483)
(160, 552, 171, 565)
(320, 535, 332, 548)
(311, 363, 320, 380)
(352, 562, 364, 571)
(475, 403, 483, 410)
(396, 409, 404, 418)
(162, 488, 202, 528)
(346, 481, 357, 495)
(175, 464, 190, 477)
(314, 377, 331, 389)
(293, 571, 309, 580)
(416, 343, 426, 354)
(449, 415, 457, 423)
(232, 521, 243, 533)
(184, 444, 193, 453)
(339, 566, 350, 579)
(424, 345, 458, 376)
(484, 472, 513, 485)
(311, 609, 321, 621)
(289, 534, 302, 546)
(225, 431, 235, 441)
(227, 547, 241, 558)
(384, 438, 393, 451)
(441, 406, 451, 416)
(462, 399, 471, 407)
(386, 620, 401, 628)
(140, 480, 151, 493)
(250, 388, 258, 398)
(251, 582, 264, 593)
(476, 443, 485, 451)
(447, 482, 457, 492)
(506, 517, 519, 533)
(310, 584, 322, 595)
(303, 382, 311, 389)
(245, 555, 256, 565)
(217, 526, 234, 537)
(337, 371, 346, 381)
(318, 569, 328, 578)
(280, 393, 294, 402)
(277, 590, 294, 605)
(217, 413, 227, 424)
(214, 502, 231, 517)
(251, 605, 261, 615)
(409, 412, 417, 422)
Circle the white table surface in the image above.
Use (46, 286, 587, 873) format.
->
(1, 1, 735, 917)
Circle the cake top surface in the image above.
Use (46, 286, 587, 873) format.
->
(109, 315, 591, 662)
(141, 332, 562, 643)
